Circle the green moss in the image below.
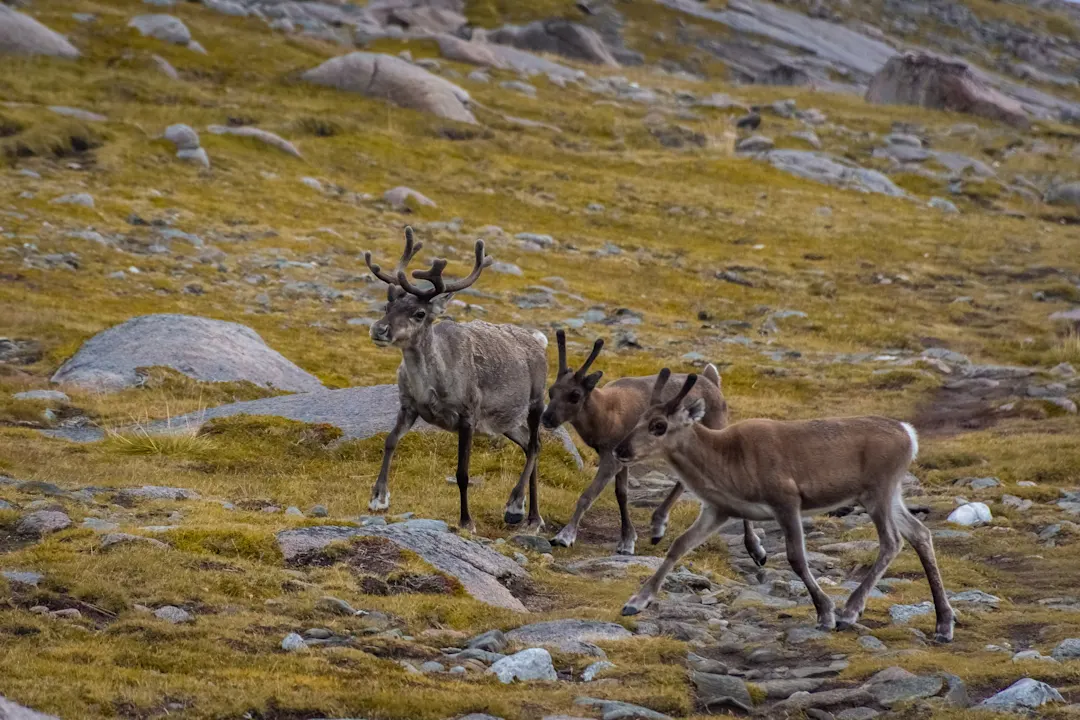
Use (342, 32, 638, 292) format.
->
(163, 527, 282, 564)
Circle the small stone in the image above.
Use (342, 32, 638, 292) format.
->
(488, 648, 557, 683)
(16, 510, 71, 537)
(50, 193, 94, 208)
(101, 533, 169, 550)
(928, 197, 959, 213)
(949, 589, 1000, 606)
(281, 632, 307, 652)
(1, 570, 43, 587)
(12, 390, 69, 403)
(300, 177, 323, 192)
(420, 661, 446, 673)
(837, 710, 879, 720)
(154, 605, 193, 624)
(1051, 638, 1080, 660)
(889, 602, 933, 624)
(310, 505, 329, 517)
(316, 596, 359, 616)
(383, 186, 436, 211)
(164, 123, 200, 151)
(1013, 649, 1057, 663)
(736, 135, 775, 153)
(511, 534, 552, 554)
(467, 629, 508, 652)
(1002, 494, 1033, 512)
(960, 476, 1000, 490)
(582, 660, 614, 682)
(449, 665, 467, 675)
(947, 502, 992, 526)
(501, 80, 536, 96)
(51, 608, 82, 619)
(857, 635, 887, 652)
(285, 506, 303, 517)
(978, 678, 1064, 709)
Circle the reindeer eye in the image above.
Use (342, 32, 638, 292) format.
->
(412, 310, 427, 321)
(649, 419, 668, 436)
(568, 391, 582, 403)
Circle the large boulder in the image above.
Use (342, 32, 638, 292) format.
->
(866, 53, 1029, 129)
(302, 52, 475, 124)
(51, 314, 324, 393)
(484, 19, 617, 66)
(276, 523, 529, 611)
(128, 14, 192, 46)
(433, 35, 583, 79)
(0, 5, 80, 59)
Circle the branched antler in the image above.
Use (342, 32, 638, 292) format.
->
(556, 330, 569, 374)
(400, 239, 493, 302)
(365, 226, 423, 286)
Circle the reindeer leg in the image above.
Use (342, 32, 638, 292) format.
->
(836, 489, 903, 631)
(650, 481, 684, 544)
(743, 520, 768, 566)
(623, 505, 726, 616)
(777, 505, 835, 630)
(456, 418, 476, 534)
(524, 402, 544, 533)
(369, 406, 417, 512)
(894, 498, 955, 642)
(503, 422, 531, 526)
(552, 452, 619, 548)
(614, 466, 637, 555)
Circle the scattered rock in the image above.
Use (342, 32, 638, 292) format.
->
(948, 502, 992, 526)
(48, 106, 106, 123)
(511, 534, 552, 554)
(154, 605, 193, 624)
(16, 511, 71, 537)
(0, 5, 80, 59)
(101, 533, 169, 550)
(858, 635, 887, 652)
(573, 697, 671, 720)
(582, 660, 614, 682)
(506, 619, 632, 656)
(693, 672, 753, 713)
(1051, 638, 1080, 660)
(929, 197, 959, 213)
(12, 390, 69, 403)
(862, 667, 943, 708)
(302, 52, 475, 124)
(889, 601, 933, 624)
(128, 15, 198, 49)
(383, 186, 437, 211)
(315, 596, 360, 616)
(485, 19, 618, 66)
(0, 695, 60, 719)
(206, 125, 302, 158)
(488, 648, 557, 683)
(736, 135, 775, 153)
(116, 486, 200, 502)
(52, 314, 324, 393)
(277, 524, 529, 611)
(1, 570, 43, 587)
(978, 678, 1063, 709)
(763, 150, 905, 197)
(281, 632, 307, 652)
(50, 193, 94, 209)
(468, 629, 508, 653)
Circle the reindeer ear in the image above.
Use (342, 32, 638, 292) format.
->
(429, 293, 455, 315)
(583, 371, 603, 391)
(685, 398, 706, 423)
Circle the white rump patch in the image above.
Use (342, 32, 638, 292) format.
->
(900, 422, 919, 461)
(531, 330, 548, 349)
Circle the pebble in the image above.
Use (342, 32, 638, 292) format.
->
(281, 633, 307, 652)
(489, 648, 557, 683)
(154, 605, 193, 624)
(582, 660, 614, 681)
(947, 502, 992, 527)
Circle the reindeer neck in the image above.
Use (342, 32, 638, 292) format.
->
(576, 387, 627, 449)
(667, 424, 728, 486)
(400, 325, 445, 381)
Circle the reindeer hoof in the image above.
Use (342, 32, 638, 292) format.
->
(650, 535, 663, 545)
(368, 496, 390, 512)
(503, 510, 525, 525)
(934, 632, 954, 644)
(752, 552, 768, 567)
(550, 535, 573, 548)
(621, 604, 642, 617)
(615, 540, 636, 556)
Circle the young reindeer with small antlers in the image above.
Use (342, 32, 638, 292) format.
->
(614, 371, 955, 642)
(541, 332, 766, 565)
(365, 227, 549, 533)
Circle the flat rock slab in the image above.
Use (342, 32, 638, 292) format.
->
(51, 314, 324, 393)
(506, 619, 633, 656)
(566, 555, 663, 578)
(44, 384, 582, 467)
(574, 697, 671, 720)
(277, 524, 529, 612)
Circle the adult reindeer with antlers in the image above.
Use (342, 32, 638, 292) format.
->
(365, 227, 549, 533)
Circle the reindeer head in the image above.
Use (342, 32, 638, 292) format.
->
(541, 331, 604, 429)
(365, 226, 492, 348)
(615, 370, 704, 463)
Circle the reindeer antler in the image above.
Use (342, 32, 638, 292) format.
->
(665, 374, 698, 414)
(365, 226, 424, 286)
(399, 239, 493, 302)
(650, 368, 672, 405)
(556, 330, 569, 374)
(575, 338, 604, 380)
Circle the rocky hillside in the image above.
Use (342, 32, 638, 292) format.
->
(3, 0, 1080, 718)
